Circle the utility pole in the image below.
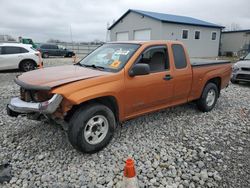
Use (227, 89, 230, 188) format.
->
(70, 24, 74, 51)
(106, 22, 110, 42)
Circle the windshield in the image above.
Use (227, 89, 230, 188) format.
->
(79, 43, 140, 72)
(244, 53, 250, 60)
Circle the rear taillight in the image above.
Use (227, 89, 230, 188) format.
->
(35, 52, 40, 57)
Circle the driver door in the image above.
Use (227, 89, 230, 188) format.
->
(124, 45, 174, 118)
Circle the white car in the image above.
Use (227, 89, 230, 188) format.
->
(0, 43, 42, 72)
(231, 53, 250, 84)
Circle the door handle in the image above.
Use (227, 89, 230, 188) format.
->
(163, 74, 173, 80)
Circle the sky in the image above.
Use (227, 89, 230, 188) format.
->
(0, 0, 249, 42)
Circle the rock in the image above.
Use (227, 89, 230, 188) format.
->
(150, 178, 157, 184)
(152, 161, 159, 169)
(37, 155, 45, 160)
(213, 173, 222, 181)
(200, 169, 208, 181)
(197, 161, 205, 168)
(147, 173, 154, 179)
(170, 168, 177, 178)
(189, 182, 195, 188)
(199, 180, 205, 185)
(181, 174, 190, 180)
(192, 175, 200, 182)
(107, 180, 113, 187)
(0, 163, 12, 183)
(157, 171, 164, 178)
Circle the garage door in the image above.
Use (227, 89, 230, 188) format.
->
(134, 29, 151, 41)
(116, 32, 129, 41)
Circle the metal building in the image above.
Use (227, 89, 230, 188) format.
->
(220, 30, 250, 57)
(108, 9, 224, 57)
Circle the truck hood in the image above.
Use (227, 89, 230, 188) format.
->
(15, 65, 111, 90)
(235, 60, 250, 67)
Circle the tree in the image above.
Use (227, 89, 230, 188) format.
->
(230, 23, 241, 31)
(47, 39, 62, 43)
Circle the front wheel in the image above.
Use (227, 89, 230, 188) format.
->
(68, 103, 116, 153)
(196, 83, 219, 112)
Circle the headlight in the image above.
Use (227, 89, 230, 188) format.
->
(232, 65, 239, 73)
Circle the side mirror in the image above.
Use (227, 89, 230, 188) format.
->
(239, 56, 244, 60)
(129, 64, 150, 77)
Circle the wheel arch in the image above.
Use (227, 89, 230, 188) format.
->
(65, 95, 120, 123)
(203, 77, 221, 96)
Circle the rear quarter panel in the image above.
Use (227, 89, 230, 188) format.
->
(188, 63, 232, 101)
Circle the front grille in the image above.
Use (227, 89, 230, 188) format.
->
(236, 74, 250, 80)
(241, 67, 250, 71)
(20, 87, 32, 102)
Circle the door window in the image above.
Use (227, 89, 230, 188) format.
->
(137, 46, 169, 72)
(1, 46, 28, 55)
(51, 45, 59, 49)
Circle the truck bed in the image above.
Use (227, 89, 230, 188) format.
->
(190, 59, 231, 67)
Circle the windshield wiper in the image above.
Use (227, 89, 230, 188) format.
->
(82, 64, 105, 70)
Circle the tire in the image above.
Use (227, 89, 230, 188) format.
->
(231, 78, 239, 84)
(20, 60, 36, 72)
(196, 83, 219, 112)
(42, 53, 49, 58)
(65, 53, 73, 58)
(68, 103, 116, 153)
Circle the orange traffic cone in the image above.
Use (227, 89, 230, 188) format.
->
(123, 158, 139, 188)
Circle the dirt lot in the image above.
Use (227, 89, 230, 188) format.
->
(0, 58, 249, 188)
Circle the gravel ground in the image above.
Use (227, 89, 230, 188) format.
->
(0, 58, 249, 188)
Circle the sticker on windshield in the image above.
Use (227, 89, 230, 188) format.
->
(109, 60, 121, 68)
(114, 50, 130, 55)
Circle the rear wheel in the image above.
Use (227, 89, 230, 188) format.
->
(196, 83, 219, 112)
(42, 53, 49, 58)
(20, 60, 36, 72)
(65, 53, 73, 58)
(68, 103, 116, 153)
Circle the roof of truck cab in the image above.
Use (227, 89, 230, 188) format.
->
(107, 40, 183, 45)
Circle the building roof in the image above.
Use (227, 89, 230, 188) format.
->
(108, 9, 224, 30)
(222, 29, 250, 34)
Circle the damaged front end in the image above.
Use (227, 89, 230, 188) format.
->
(7, 79, 73, 129)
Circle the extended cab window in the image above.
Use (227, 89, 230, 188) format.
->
(172, 44, 187, 69)
(137, 46, 169, 72)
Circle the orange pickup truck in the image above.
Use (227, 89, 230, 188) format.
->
(7, 41, 232, 153)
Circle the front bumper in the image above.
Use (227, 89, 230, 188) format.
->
(231, 71, 250, 82)
(7, 94, 63, 117)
